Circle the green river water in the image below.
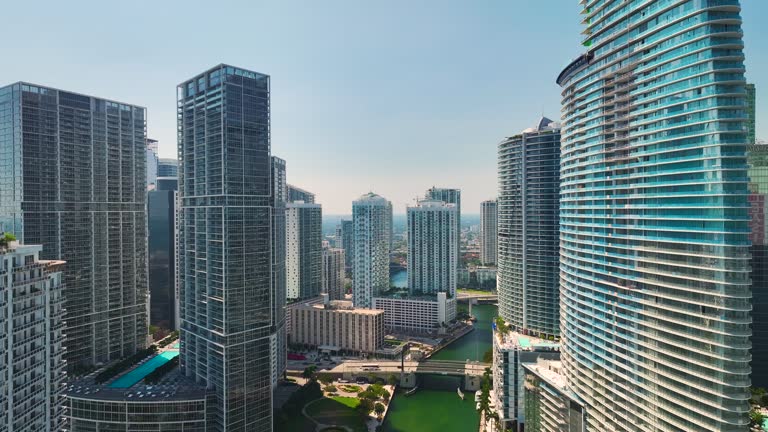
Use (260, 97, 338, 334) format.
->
(382, 302, 497, 432)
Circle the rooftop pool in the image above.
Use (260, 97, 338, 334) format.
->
(108, 350, 179, 388)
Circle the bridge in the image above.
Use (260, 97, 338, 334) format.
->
(332, 359, 491, 391)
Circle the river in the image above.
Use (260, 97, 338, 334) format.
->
(384, 270, 497, 432)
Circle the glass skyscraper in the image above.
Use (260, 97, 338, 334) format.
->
(148, 177, 179, 330)
(557, 1, 751, 430)
(746, 83, 755, 144)
(0, 82, 148, 368)
(178, 64, 275, 431)
(352, 192, 390, 308)
(748, 144, 768, 388)
(480, 199, 498, 265)
(497, 118, 561, 337)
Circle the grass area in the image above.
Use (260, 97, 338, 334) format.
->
(306, 398, 367, 432)
(340, 385, 363, 393)
(331, 396, 360, 409)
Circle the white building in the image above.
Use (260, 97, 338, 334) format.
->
(373, 292, 456, 333)
(0, 241, 66, 432)
(286, 202, 322, 300)
(407, 200, 457, 296)
(480, 199, 497, 265)
(352, 192, 390, 308)
(322, 245, 345, 300)
(146, 138, 159, 190)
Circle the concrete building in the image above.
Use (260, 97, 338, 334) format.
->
(557, 2, 751, 430)
(352, 192, 390, 308)
(148, 177, 179, 331)
(337, 219, 354, 274)
(407, 199, 457, 296)
(178, 64, 276, 431)
(285, 296, 324, 342)
(290, 298, 384, 353)
(0, 82, 148, 369)
(0, 241, 66, 432)
(146, 138, 159, 190)
(286, 202, 322, 300)
(425, 187, 461, 266)
(497, 117, 561, 338)
(373, 292, 455, 333)
(747, 83, 756, 144)
(287, 184, 315, 204)
(480, 199, 497, 265)
(271, 156, 288, 387)
(322, 245, 345, 300)
(522, 360, 585, 432)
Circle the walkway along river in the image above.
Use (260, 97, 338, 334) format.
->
(381, 275, 498, 432)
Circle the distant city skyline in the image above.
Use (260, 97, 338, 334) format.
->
(4, 1, 765, 214)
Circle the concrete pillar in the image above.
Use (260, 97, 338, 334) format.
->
(464, 374, 481, 392)
(400, 372, 417, 388)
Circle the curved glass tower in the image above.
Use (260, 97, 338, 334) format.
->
(557, 1, 751, 430)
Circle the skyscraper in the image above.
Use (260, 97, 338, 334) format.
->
(557, 2, 751, 430)
(322, 244, 345, 300)
(749, 144, 768, 388)
(287, 184, 315, 203)
(178, 64, 275, 431)
(480, 199, 498, 265)
(407, 199, 457, 296)
(271, 156, 287, 387)
(497, 118, 561, 336)
(0, 241, 66, 432)
(747, 83, 756, 144)
(338, 219, 355, 274)
(492, 118, 562, 430)
(147, 138, 159, 190)
(425, 187, 461, 265)
(148, 177, 179, 331)
(352, 192, 390, 308)
(158, 158, 179, 177)
(0, 82, 148, 368)
(286, 202, 322, 301)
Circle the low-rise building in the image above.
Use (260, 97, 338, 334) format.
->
(523, 359, 585, 432)
(492, 325, 560, 431)
(290, 298, 384, 354)
(0, 241, 66, 432)
(372, 292, 456, 333)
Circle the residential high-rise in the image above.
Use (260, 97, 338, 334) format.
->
(480, 199, 498, 265)
(387, 200, 394, 253)
(148, 177, 179, 331)
(338, 219, 355, 274)
(322, 244, 345, 300)
(0, 82, 148, 368)
(407, 199, 457, 296)
(147, 138, 159, 190)
(158, 158, 179, 177)
(492, 118, 562, 430)
(286, 202, 322, 301)
(749, 144, 768, 388)
(352, 192, 390, 308)
(747, 83, 756, 144)
(287, 184, 315, 203)
(271, 156, 287, 387)
(425, 187, 461, 265)
(497, 118, 561, 337)
(178, 64, 275, 431)
(557, 2, 751, 430)
(0, 241, 66, 432)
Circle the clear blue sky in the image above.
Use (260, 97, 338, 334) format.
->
(2, 1, 767, 214)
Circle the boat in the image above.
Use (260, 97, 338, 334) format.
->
(404, 386, 419, 396)
(457, 387, 465, 400)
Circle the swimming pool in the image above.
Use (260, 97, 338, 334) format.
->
(108, 351, 179, 388)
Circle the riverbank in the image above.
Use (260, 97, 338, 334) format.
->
(426, 325, 474, 359)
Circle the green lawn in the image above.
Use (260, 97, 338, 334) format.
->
(306, 398, 367, 432)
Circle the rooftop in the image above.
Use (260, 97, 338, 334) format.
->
(523, 359, 568, 391)
(493, 326, 560, 352)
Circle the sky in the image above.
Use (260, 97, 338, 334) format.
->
(3, 0, 767, 214)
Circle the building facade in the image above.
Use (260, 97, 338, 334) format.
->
(747, 83, 756, 144)
(407, 200, 457, 296)
(287, 184, 315, 203)
(372, 292, 455, 333)
(147, 138, 159, 190)
(322, 245, 345, 300)
(286, 202, 322, 301)
(522, 360, 584, 432)
(749, 144, 768, 387)
(0, 82, 148, 368)
(480, 199, 498, 265)
(425, 187, 461, 265)
(0, 242, 66, 432)
(148, 177, 179, 331)
(290, 301, 384, 353)
(338, 219, 354, 274)
(271, 156, 287, 388)
(497, 118, 561, 338)
(158, 158, 179, 177)
(178, 64, 275, 431)
(352, 193, 391, 308)
(557, 2, 751, 430)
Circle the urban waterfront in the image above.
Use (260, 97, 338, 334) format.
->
(385, 270, 497, 432)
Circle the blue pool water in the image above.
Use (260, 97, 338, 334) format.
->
(172, 342, 180, 349)
(108, 351, 179, 388)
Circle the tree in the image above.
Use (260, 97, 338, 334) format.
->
(482, 349, 493, 364)
(318, 373, 334, 385)
(374, 402, 386, 418)
(356, 398, 375, 418)
(302, 365, 317, 382)
(750, 408, 766, 428)
(387, 374, 398, 387)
